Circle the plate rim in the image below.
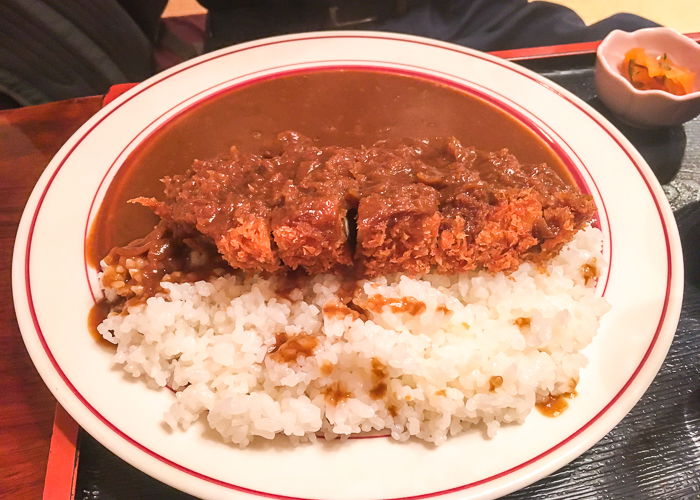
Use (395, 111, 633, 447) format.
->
(12, 30, 684, 500)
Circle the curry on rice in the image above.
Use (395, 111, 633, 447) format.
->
(89, 70, 607, 447)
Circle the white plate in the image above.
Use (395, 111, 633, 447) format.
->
(12, 32, 683, 499)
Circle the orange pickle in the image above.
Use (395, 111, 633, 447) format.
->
(621, 47, 695, 96)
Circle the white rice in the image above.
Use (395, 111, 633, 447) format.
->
(98, 226, 609, 447)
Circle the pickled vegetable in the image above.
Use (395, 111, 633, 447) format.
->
(621, 48, 695, 96)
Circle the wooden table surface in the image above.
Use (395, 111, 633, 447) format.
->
(0, 96, 102, 499)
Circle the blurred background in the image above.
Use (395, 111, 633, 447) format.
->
(0, 0, 697, 109)
(164, 0, 698, 32)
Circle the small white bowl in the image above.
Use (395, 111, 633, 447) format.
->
(595, 27, 700, 128)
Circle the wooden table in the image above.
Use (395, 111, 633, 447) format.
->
(0, 97, 102, 499)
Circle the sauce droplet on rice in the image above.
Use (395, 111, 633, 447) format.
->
(581, 259, 598, 286)
(366, 295, 426, 315)
(324, 382, 352, 405)
(536, 391, 577, 417)
(489, 376, 503, 391)
(370, 358, 389, 400)
(269, 332, 318, 363)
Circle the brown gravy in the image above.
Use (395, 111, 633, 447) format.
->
(536, 391, 577, 417)
(268, 332, 318, 363)
(581, 259, 599, 285)
(366, 295, 427, 315)
(87, 69, 572, 266)
(324, 381, 352, 406)
(370, 358, 389, 400)
(87, 300, 112, 343)
(489, 375, 504, 391)
(322, 302, 365, 321)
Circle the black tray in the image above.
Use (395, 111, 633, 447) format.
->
(73, 52, 700, 500)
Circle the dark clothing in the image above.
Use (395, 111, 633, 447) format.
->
(199, 0, 658, 51)
(0, 0, 657, 106)
(0, 0, 166, 106)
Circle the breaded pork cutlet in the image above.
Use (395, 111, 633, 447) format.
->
(356, 183, 441, 276)
(130, 132, 596, 278)
(132, 150, 284, 273)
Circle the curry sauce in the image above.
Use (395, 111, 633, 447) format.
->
(88, 69, 577, 266)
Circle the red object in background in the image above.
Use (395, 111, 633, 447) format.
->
(491, 32, 700, 60)
(102, 83, 139, 106)
(43, 406, 79, 500)
(491, 40, 602, 60)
